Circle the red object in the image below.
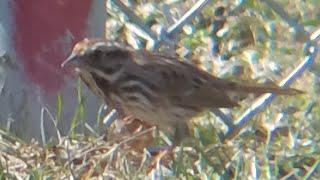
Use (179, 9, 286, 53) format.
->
(12, 0, 93, 93)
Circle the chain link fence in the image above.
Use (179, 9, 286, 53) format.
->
(104, 0, 319, 142)
(0, 0, 318, 178)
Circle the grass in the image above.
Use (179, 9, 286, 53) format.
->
(0, 0, 319, 179)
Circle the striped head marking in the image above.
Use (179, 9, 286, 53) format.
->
(62, 38, 125, 68)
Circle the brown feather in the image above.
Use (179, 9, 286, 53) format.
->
(62, 38, 303, 145)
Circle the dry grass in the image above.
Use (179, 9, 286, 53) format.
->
(0, 0, 319, 179)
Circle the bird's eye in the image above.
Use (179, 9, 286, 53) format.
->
(93, 49, 103, 58)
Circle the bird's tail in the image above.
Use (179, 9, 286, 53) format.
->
(231, 83, 303, 95)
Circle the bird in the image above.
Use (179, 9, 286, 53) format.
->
(62, 38, 302, 145)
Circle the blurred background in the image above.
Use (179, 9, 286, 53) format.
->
(1, 0, 318, 142)
(0, 0, 107, 141)
(0, 0, 319, 178)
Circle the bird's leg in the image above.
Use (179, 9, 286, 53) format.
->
(102, 101, 131, 142)
(105, 100, 129, 133)
(173, 122, 190, 146)
(147, 122, 191, 171)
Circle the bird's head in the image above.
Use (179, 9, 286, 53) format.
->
(61, 38, 129, 74)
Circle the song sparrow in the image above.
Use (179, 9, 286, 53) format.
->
(62, 38, 302, 145)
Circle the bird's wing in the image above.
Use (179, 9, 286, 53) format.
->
(131, 50, 239, 109)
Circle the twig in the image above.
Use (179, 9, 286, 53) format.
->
(66, 140, 77, 179)
(40, 107, 62, 145)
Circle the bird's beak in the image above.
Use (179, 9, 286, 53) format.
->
(61, 52, 78, 68)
